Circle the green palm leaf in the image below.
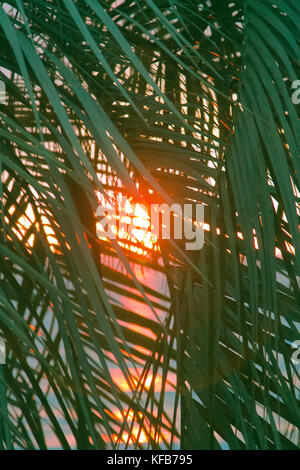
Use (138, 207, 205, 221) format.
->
(0, 0, 299, 450)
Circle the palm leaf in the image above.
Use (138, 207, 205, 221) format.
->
(0, 0, 299, 450)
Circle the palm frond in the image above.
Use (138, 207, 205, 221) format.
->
(0, 0, 299, 450)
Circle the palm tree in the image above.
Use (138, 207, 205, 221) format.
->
(0, 0, 299, 450)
